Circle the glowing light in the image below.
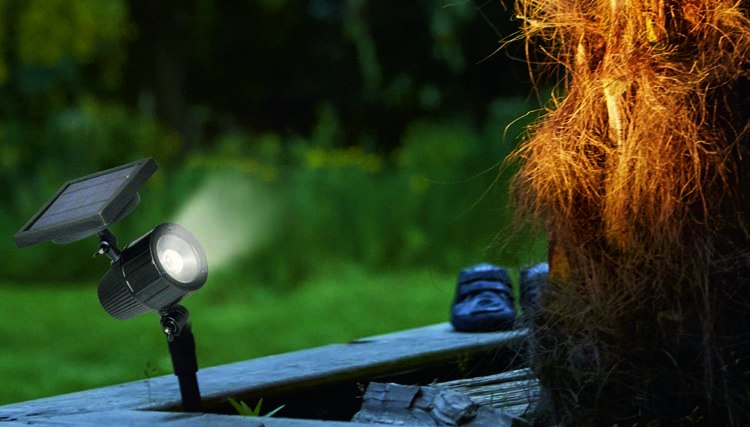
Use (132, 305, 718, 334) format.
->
(172, 171, 278, 270)
(156, 232, 203, 283)
(160, 249, 184, 275)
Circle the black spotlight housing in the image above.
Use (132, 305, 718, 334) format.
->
(98, 223, 208, 320)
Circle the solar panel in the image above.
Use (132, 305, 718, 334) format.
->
(14, 158, 158, 248)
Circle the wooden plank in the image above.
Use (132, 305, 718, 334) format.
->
(0, 323, 526, 425)
(439, 369, 539, 417)
(196, 323, 525, 410)
(0, 410, 384, 426)
(347, 369, 539, 426)
(351, 382, 516, 427)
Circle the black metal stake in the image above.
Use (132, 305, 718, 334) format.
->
(161, 305, 202, 412)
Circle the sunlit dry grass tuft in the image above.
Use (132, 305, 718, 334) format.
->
(508, 0, 750, 424)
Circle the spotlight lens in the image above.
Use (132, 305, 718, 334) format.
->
(160, 248, 184, 275)
(156, 233, 203, 283)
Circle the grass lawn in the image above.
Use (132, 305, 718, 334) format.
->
(0, 265, 457, 406)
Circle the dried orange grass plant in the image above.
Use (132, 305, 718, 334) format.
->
(509, 0, 750, 424)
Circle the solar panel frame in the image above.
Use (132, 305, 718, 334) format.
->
(14, 158, 158, 248)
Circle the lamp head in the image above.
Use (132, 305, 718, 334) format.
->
(98, 223, 208, 320)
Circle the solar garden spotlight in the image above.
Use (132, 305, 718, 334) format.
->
(13, 158, 207, 412)
(12, 158, 208, 318)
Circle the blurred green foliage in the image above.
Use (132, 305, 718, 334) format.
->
(132, 99, 538, 292)
(198, 97, 542, 287)
(2, 96, 545, 284)
(16, 0, 130, 70)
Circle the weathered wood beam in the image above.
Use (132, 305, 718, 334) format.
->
(0, 323, 527, 425)
(439, 368, 539, 417)
(1, 409, 381, 426)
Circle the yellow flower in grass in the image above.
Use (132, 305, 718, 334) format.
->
(306, 146, 383, 173)
(306, 147, 327, 169)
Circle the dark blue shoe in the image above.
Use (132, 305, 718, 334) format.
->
(450, 263, 516, 332)
(519, 263, 548, 312)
